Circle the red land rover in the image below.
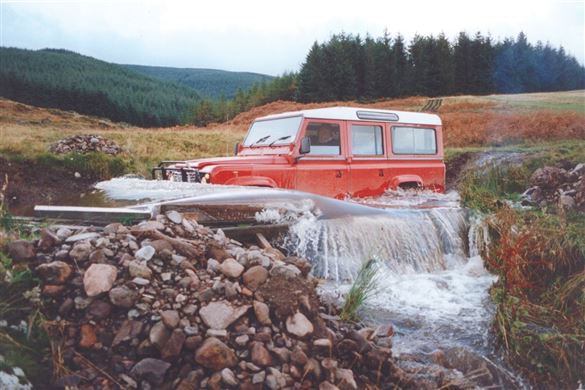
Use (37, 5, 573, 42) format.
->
(152, 107, 445, 199)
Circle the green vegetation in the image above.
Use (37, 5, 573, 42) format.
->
(457, 148, 585, 388)
(486, 210, 584, 388)
(191, 73, 297, 125)
(340, 259, 380, 322)
(297, 31, 584, 102)
(5, 30, 582, 129)
(2, 151, 132, 181)
(0, 47, 200, 127)
(125, 64, 273, 99)
(0, 181, 51, 386)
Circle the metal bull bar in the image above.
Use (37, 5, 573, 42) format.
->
(151, 161, 201, 182)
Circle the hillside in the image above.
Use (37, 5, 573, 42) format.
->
(0, 47, 200, 127)
(125, 65, 273, 99)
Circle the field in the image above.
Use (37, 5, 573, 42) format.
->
(1, 90, 584, 175)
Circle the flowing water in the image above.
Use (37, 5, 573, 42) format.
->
(95, 178, 525, 387)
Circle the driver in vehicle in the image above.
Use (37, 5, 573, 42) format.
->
(317, 126, 338, 146)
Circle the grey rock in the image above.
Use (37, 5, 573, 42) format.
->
(199, 301, 250, 330)
(132, 277, 150, 286)
(235, 334, 249, 347)
(161, 329, 186, 359)
(160, 310, 180, 329)
(336, 368, 357, 390)
(56, 227, 73, 240)
(130, 358, 171, 386)
(165, 210, 183, 224)
(7, 240, 36, 262)
(129, 260, 152, 279)
(221, 367, 238, 387)
(112, 319, 143, 346)
(220, 258, 245, 278)
(39, 228, 61, 250)
(135, 245, 155, 261)
(252, 371, 266, 384)
(149, 321, 171, 349)
(206, 329, 228, 338)
(270, 264, 301, 279)
(207, 258, 220, 273)
(65, 232, 100, 243)
(69, 242, 92, 262)
(286, 312, 314, 337)
(109, 285, 140, 308)
(242, 265, 269, 290)
(83, 264, 117, 297)
(253, 300, 271, 325)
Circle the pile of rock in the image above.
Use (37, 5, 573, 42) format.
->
(522, 163, 585, 211)
(49, 134, 122, 155)
(15, 211, 419, 389)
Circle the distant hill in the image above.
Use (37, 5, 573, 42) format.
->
(0, 47, 200, 127)
(124, 65, 273, 99)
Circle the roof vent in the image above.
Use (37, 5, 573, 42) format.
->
(356, 111, 399, 121)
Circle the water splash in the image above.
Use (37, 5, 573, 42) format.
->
(281, 189, 499, 359)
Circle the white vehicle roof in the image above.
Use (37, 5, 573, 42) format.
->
(256, 106, 441, 126)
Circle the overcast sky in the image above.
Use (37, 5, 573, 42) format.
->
(1, 0, 584, 75)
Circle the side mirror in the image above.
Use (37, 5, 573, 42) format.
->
(299, 136, 311, 154)
(233, 142, 240, 156)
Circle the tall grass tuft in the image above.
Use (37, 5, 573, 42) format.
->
(340, 259, 381, 322)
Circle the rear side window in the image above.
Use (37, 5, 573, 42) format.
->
(351, 124, 383, 155)
(306, 122, 341, 155)
(391, 127, 437, 154)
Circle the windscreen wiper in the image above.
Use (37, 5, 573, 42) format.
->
(268, 135, 291, 146)
(251, 135, 271, 146)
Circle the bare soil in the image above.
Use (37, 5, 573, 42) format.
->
(0, 157, 96, 216)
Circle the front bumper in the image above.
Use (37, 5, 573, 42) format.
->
(151, 161, 202, 182)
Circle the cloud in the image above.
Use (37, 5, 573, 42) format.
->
(1, 0, 583, 74)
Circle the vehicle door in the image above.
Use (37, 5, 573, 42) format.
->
(347, 122, 388, 197)
(295, 120, 349, 199)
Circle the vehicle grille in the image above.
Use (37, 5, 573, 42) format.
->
(171, 170, 200, 183)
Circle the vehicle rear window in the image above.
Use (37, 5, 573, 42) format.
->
(391, 127, 437, 154)
(351, 125, 383, 155)
(306, 122, 341, 155)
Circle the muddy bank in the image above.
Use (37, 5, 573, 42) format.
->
(0, 156, 118, 216)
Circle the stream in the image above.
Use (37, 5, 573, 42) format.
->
(93, 178, 526, 388)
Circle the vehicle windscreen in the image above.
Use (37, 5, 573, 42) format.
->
(243, 116, 302, 146)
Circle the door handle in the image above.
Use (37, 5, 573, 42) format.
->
(379, 169, 384, 177)
(336, 170, 342, 178)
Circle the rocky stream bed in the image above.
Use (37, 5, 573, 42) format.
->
(2, 209, 496, 390)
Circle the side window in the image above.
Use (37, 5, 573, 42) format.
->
(351, 124, 383, 155)
(391, 127, 437, 154)
(306, 122, 341, 155)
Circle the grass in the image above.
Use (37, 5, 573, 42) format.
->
(340, 258, 381, 322)
(0, 179, 52, 386)
(485, 209, 585, 388)
(458, 148, 585, 388)
(1, 91, 584, 176)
